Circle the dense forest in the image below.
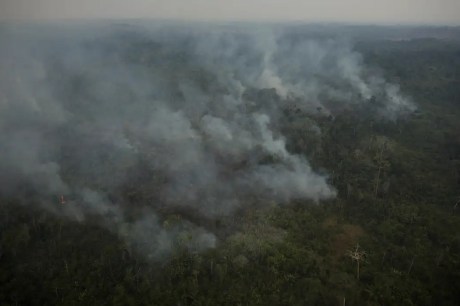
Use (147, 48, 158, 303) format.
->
(0, 23, 459, 305)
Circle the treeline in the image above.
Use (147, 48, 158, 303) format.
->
(1, 37, 460, 305)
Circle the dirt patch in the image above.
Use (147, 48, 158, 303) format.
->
(324, 218, 365, 261)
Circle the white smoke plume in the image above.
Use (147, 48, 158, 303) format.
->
(0, 22, 414, 260)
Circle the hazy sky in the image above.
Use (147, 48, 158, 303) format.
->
(1, 0, 459, 25)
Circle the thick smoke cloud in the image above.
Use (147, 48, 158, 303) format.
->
(0, 22, 414, 260)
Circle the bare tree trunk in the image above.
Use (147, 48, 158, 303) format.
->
(407, 256, 415, 274)
(64, 259, 69, 275)
(357, 260, 360, 280)
(453, 199, 460, 214)
(374, 166, 382, 196)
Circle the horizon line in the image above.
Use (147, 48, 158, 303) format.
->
(1, 17, 460, 28)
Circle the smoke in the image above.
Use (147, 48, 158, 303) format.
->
(0, 22, 414, 260)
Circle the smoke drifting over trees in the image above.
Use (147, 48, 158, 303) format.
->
(0, 22, 415, 260)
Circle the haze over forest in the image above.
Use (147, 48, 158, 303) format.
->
(0, 1, 459, 306)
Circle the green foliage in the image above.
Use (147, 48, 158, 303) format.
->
(1, 36, 460, 305)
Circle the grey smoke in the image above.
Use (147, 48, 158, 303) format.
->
(0, 22, 414, 260)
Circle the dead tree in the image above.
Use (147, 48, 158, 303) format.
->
(347, 243, 366, 280)
(453, 197, 460, 214)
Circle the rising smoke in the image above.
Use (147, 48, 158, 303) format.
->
(0, 22, 415, 260)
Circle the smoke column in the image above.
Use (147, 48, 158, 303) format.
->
(0, 22, 414, 259)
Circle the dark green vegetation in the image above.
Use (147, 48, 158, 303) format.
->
(1, 31, 460, 306)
